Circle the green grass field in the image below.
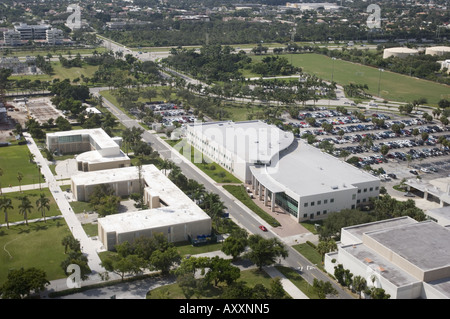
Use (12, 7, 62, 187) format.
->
(2, 47, 107, 58)
(250, 53, 450, 105)
(0, 218, 71, 284)
(0, 144, 43, 188)
(0, 188, 61, 224)
(146, 268, 275, 299)
(10, 61, 99, 83)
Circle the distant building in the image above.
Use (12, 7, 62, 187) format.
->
(383, 47, 419, 59)
(324, 217, 450, 299)
(3, 29, 22, 46)
(425, 46, 450, 56)
(46, 28, 64, 45)
(14, 23, 50, 40)
(284, 2, 342, 12)
(46, 128, 130, 172)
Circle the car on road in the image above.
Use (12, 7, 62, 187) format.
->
(409, 170, 418, 175)
(259, 225, 268, 232)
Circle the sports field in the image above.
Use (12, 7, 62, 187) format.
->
(251, 53, 450, 105)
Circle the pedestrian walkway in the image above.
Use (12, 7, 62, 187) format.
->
(23, 133, 106, 276)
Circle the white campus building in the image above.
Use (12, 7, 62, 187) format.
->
(46, 128, 130, 172)
(324, 217, 450, 299)
(71, 165, 212, 251)
(185, 120, 380, 222)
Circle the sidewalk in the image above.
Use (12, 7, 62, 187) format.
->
(23, 133, 106, 275)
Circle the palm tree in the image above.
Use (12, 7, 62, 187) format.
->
(0, 167, 3, 195)
(18, 195, 33, 226)
(36, 193, 50, 223)
(352, 275, 367, 299)
(0, 196, 13, 229)
(17, 172, 23, 192)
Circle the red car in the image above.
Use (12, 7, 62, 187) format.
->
(259, 225, 268, 232)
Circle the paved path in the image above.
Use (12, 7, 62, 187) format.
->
(22, 133, 108, 278)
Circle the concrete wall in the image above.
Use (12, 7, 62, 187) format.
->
(100, 217, 212, 251)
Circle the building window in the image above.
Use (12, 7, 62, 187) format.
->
(323, 210, 327, 214)
(304, 203, 308, 207)
(364, 188, 367, 192)
(358, 189, 361, 193)
(363, 198, 366, 202)
(351, 205, 355, 209)
(330, 198, 334, 203)
(357, 199, 360, 204)
(317, 211, 320, 216)
(352, 194, 356, 200)
(317, 200, 321, 205)
(375, 186, 379, 190)
(324, 199, 328, 204)
(303, 213, 308, 218)
(370, 187, 373, 192)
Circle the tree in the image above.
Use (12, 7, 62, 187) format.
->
(269, 277, 288, 299)
(102, 254, 145, 281)
(244, 235, 288, 270)
(18, 195, 33, 226)
(313, 278, 337, 299)
(149, 246, 181, 276)
(204, 256, 240, 286)
(61, 235, 80, 254)
(352, 275, 367, 299)
(0, 267, 49, 299)
(36, 193, 50, 223)
(0, 197, 13, 229)
(221, 232, 248, 260)
(17, 172, 23, 192)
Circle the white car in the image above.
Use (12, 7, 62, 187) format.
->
(420, 168, 430, 173)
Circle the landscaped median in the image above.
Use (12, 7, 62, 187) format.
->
(222, 185, 281, 228)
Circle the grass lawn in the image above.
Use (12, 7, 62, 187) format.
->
(292, 243, 323, 269)
(250, 53, 450, 105)
(146, 268, 275, 299)
(0, 188, 61, 224)
(0, 218, 71, 284)
(275, 265, 320, 299)
(166, 139, 242, 184)
(10, 61, 99, 83)
(0, 144, 43, 187)
(222, 185, 281, 228)
(82, 223, 98, 238)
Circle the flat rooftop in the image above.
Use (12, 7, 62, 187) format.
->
(47, 128, 120, 150)
(188, 120, 294, 164)
(92, 165, 210, 233)
(341, 242, 421, 288)
(342, 216, 418, 244)
(252, 138, 379, 197)
(364, 220, 450, 272)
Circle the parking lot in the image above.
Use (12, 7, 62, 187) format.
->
(131, 102, 197, 127)
(285, 107, 450, 186)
